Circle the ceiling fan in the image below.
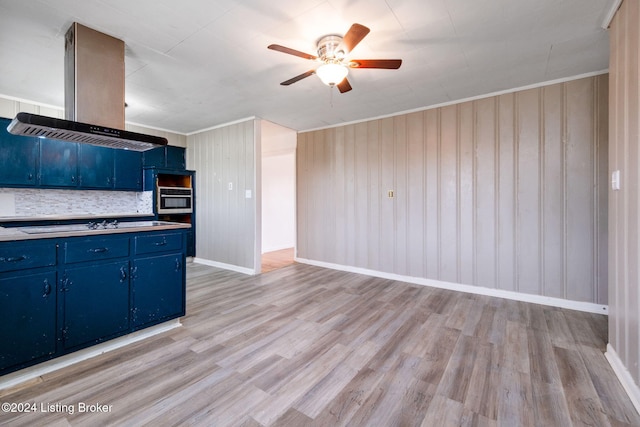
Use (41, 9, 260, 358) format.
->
(267, 23, 402, 93)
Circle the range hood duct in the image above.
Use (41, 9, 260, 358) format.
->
(8, 112, 167, 152)
(7, 23, 167, 151)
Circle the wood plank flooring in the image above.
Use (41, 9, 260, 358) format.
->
(1, 263, 639, 426)
(261, 248, 295, 273)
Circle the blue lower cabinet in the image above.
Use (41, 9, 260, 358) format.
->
(132, 253, 184, 329)
(62, 260, 131, 350)
(0, 229, 187, 375)
(0, 271, 57, 371)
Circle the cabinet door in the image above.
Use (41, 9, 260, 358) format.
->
(142, 146, 165, 168)
(114, 149, 142, 190)
(0, 117, 39, 186)
(132, 253, 184, 328)
(78, 144, 114, 189)
(0, 272, 56, 372)
(165, 146, 186, 170)
(63, 260, 130, 349)
(40, 138, 78, 187)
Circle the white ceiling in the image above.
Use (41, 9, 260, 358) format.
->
(0, 0, 612, 134)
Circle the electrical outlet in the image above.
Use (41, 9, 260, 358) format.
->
(228, 182, 233, 190)
(388, 190, 394, 198)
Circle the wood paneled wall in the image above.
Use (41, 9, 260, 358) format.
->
(187, 120, 258, 271)
(297, 75, 608, 304)
(608, 0, 640, 394)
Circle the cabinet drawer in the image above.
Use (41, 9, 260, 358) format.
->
(64, 237, 130, 263)
(0, 242, 56, 273)
(135, 233, 182, 255)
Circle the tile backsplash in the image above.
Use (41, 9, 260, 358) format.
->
(0, 188, 153, 218)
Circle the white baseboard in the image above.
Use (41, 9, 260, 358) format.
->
(605, 344, 640, 415)
(193, 257, 257, 275)
(295, 257, 608, 315)
(0, 319, 181, 391)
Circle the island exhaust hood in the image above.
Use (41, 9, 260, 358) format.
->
(8, 112, 168, 152)
(7, 23, 167, 152)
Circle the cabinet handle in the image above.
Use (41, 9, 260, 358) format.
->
(154, 239, 167, 247)
(43, 279, 51, 297)
(175, 258, 182, 271)
(88, 247, 109, 253)
(119, 265, 128, 282)
(131, 266, 138, 280)
(71, 175, 76, 183)
(0, 255, 26, 263)
(28, 173, 34, 181)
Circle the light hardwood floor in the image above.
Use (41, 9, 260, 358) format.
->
(261, 248, 295, 273)
(1, 263, 639, 426)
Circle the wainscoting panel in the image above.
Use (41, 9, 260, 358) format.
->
(297, 75, 608, 304)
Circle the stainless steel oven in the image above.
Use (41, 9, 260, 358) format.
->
(157, 186, 193, 214)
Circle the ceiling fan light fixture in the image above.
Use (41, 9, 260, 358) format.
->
(316, 63, 349, 86)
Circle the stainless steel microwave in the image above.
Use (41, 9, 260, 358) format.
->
(157, 186, 193, 214)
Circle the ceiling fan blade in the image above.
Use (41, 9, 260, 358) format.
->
(349, 59, 402, 69)
(280, 70, 316, 86)
(342, 23, 370, 52)
(337, 78, 352, 93)
(268, 44, 317, 60)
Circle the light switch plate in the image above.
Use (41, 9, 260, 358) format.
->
(612, 170, 620, 190)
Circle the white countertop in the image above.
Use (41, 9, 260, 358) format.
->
(0, 221, 191, 242)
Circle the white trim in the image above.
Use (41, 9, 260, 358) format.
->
(193, 257, 257, 275)
(295, 257, 609, 315)
(299, 70, 610, 133)
(605, 344, 640, 415)
(187, 116, 256, 136)
(0, 319, 181, 391)
(601, 0, 623, 29)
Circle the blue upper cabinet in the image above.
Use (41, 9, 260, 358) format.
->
(143, 146, 186, 170)
(166, 146, 186, 170)
(1, 117, 146, 191)
(78, 144, 114, 189)
(114, 150, 143, 191)
(39, 138, 78, 187)
(0, 117, 39, 186)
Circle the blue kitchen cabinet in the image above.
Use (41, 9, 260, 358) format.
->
(39, 137, 78, 187)
(0, 117, 39, 186)
(142, 146, 186, 170)
(62, 260, 131, 349)
(142, 146, 165, 168)
(0, 228, 187, 375)
(165, 146, 186, 170)
(131, 232, 185, 328)
(0, 271, 57, 371)
(114, 149, 143, 190)
(0, 239, 58, 372)
(132, 253, 184, 328)
(61, 235, 131, 349)
(78, 144, 114, 189)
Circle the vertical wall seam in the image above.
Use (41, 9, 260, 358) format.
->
(539, 87, 545, 297)
(437, 108, 442, 280)
(514, 93, 520, 292)
(423, 111, 429, 278)
(562, 82, 568, 300)
(495, 96, 501, 290)
(592, 77, 599, 304)
(456, 104, 462, 283)
(472, 101, 478, 286)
